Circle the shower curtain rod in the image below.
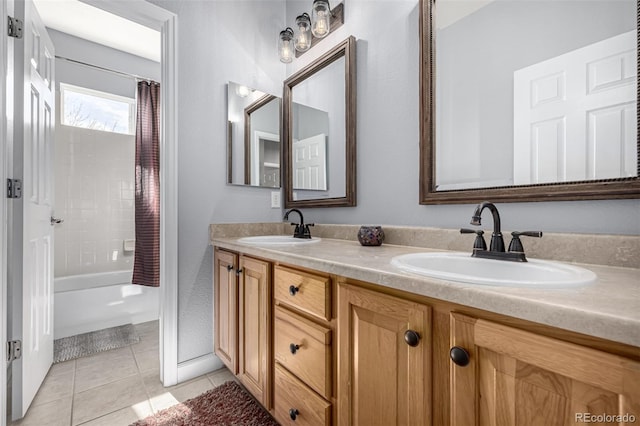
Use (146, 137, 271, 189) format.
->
(55, 55, 157, 83)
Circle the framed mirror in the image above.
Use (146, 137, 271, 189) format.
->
(283, 36, 357, 207)
(227, 81, 281, 188)
(420, 0, 639, 204)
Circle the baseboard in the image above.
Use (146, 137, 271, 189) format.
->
(176, 353, 224, 384)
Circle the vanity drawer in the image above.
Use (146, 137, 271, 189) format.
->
(274, 265, 331, 321)
(274, 363, 331, 426)
(274, 306, 332, 399)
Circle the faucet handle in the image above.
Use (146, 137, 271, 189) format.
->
(508, 231, 543, 252)
(460, 228, 487, 251)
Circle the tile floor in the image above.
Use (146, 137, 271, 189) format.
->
(12, 321, 236, 426)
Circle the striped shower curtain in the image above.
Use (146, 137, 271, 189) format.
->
(132, 81, 160, 287)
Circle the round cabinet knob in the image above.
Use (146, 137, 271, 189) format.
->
(289, 408, 299, 421)
(235, 268, 243, 276)
(289, 285, 300, 296)
(289, 343, 300, 354)
(450, 346, 470, 366)
(226, 265, 233, 271)
(404, 330, 421, 347)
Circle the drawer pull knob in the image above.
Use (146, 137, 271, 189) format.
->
(450, 346, 470, 367)
(289, 285, 300, 296)
(404, 330, 420, 347)
(226, 265, 233, 271)
(235, 268, 243, 276)
(289, 408, 299, 420)
(289, 343, 301, 354)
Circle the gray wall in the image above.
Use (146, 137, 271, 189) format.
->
(284, 0, 640, 235)
(148, 0, 285, 363)
(148, 0, 639, 366)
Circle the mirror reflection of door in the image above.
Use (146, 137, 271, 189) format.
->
(293, 133, 327, 190)
(253, 131, 280, 187)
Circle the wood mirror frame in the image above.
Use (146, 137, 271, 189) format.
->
(419, 0, 640, 204)
(283, 36, 357, 208)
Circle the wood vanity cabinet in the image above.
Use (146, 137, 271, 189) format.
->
(450, 313, 640, 426)
(213, 246, 640, 426)
(272, 265, 334, 426)
(337, 283, 432, 426)
(213, 248, 272, 408)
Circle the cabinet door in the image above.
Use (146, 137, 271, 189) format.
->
(337, 283, 432, 426)
(213, 249, 238, 374)
(450, 313, 640, 426)
(238, 256, 272, 408)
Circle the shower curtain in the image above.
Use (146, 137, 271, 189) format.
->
(132, 81, 161, 287)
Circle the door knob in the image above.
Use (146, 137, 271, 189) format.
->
(50, 216, 64, 226)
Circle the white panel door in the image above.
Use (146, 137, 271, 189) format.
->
(514, 31, 636, 185)
(292, 133, 327, 190)
(20, 0, 55, 416)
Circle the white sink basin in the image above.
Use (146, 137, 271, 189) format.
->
(237, 235, 321, 246)
(391, 252, 596, 288)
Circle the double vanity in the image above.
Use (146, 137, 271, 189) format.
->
(211, 221, 640, 426)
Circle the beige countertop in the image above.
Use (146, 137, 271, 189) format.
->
(212, 236, 640, 348)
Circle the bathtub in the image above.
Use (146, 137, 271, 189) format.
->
(54, 271, 159, 339)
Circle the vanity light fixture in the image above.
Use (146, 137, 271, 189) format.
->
(311, 0, 331, 38)
(278, 2, 345, 62)
(294, 13, 312, 52)
(278, 27, 295, 63)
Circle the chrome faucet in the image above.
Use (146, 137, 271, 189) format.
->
(461, 201, 542, 262)
(283, 208, 314, 239)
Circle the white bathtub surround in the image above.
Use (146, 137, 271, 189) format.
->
(53, 122, 136, 278)
(54, 271, 159, 339)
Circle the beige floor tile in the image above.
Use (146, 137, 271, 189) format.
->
(31, 367, 74, 407)
(148, 377, 216, 413)
(133, 321, 159, 337)
(12, 397, 72, 426)
(76, 401, 153, 426)
(75, 347, 133, 371)
(72, 374, 150, 425)
(207, 367, 236, 387)
(48, 359, 76, 377)
(74, 350, 139, 393)
(133, 348, 159, 373)
(131, 337, 158, 355)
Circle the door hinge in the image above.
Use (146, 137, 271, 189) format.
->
(7, 178, 22, 198)
(8, 16, 23, 39)
(7, 340, 22, 362)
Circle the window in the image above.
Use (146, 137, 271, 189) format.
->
(60, 83, 136, 135)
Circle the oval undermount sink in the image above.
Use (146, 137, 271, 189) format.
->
(237, 235, 321, 246)
(391, 252, 596, 288)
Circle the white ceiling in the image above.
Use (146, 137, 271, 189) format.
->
(33, 0, 161, 62)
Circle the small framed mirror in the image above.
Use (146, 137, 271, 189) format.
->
(420, 0, 639, 204)
(283, 36, 357, 207)
(227, 82, 281, 188)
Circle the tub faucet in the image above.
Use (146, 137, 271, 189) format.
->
(283, 208, 314, 239)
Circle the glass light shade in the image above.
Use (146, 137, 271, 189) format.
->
(311, 0, 331, 38)
(294, 13, 312, 52)
(278, 28, 294, 63)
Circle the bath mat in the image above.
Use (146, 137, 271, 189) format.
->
(131, 381, 279, 426)
(53, 323, 140, 363)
